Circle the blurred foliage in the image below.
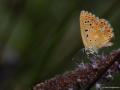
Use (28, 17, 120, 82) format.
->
(0, 0, 120, 90)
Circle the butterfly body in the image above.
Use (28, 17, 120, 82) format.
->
(80, 11, 114, 54)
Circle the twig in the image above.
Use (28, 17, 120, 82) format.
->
(33, 49, 120, 90)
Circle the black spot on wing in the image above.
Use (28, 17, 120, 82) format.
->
(86, 34, 88, 37)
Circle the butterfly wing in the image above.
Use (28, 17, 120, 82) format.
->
(80, 10, 114, 53)
(80, 11, 98, 49)
(98, 19, 114, 47)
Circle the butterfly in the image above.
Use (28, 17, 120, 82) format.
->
(80, 10, 114, 54)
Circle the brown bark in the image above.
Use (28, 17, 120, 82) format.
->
(33, 49, 120, 90)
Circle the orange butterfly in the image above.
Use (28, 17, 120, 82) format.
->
(80, 10, 114, 54)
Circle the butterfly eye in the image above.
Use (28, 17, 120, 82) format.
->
(85, 30, 88, 32)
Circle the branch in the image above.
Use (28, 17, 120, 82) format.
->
(33, 49, 120, 90)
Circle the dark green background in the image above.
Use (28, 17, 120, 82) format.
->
(0, 0, 120, 90)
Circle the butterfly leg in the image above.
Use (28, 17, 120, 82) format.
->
(81, 48, 86, 64)
(72, 48, 86, 67)
(93, 51, 107, 61)
(78, 48, 89, 68)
